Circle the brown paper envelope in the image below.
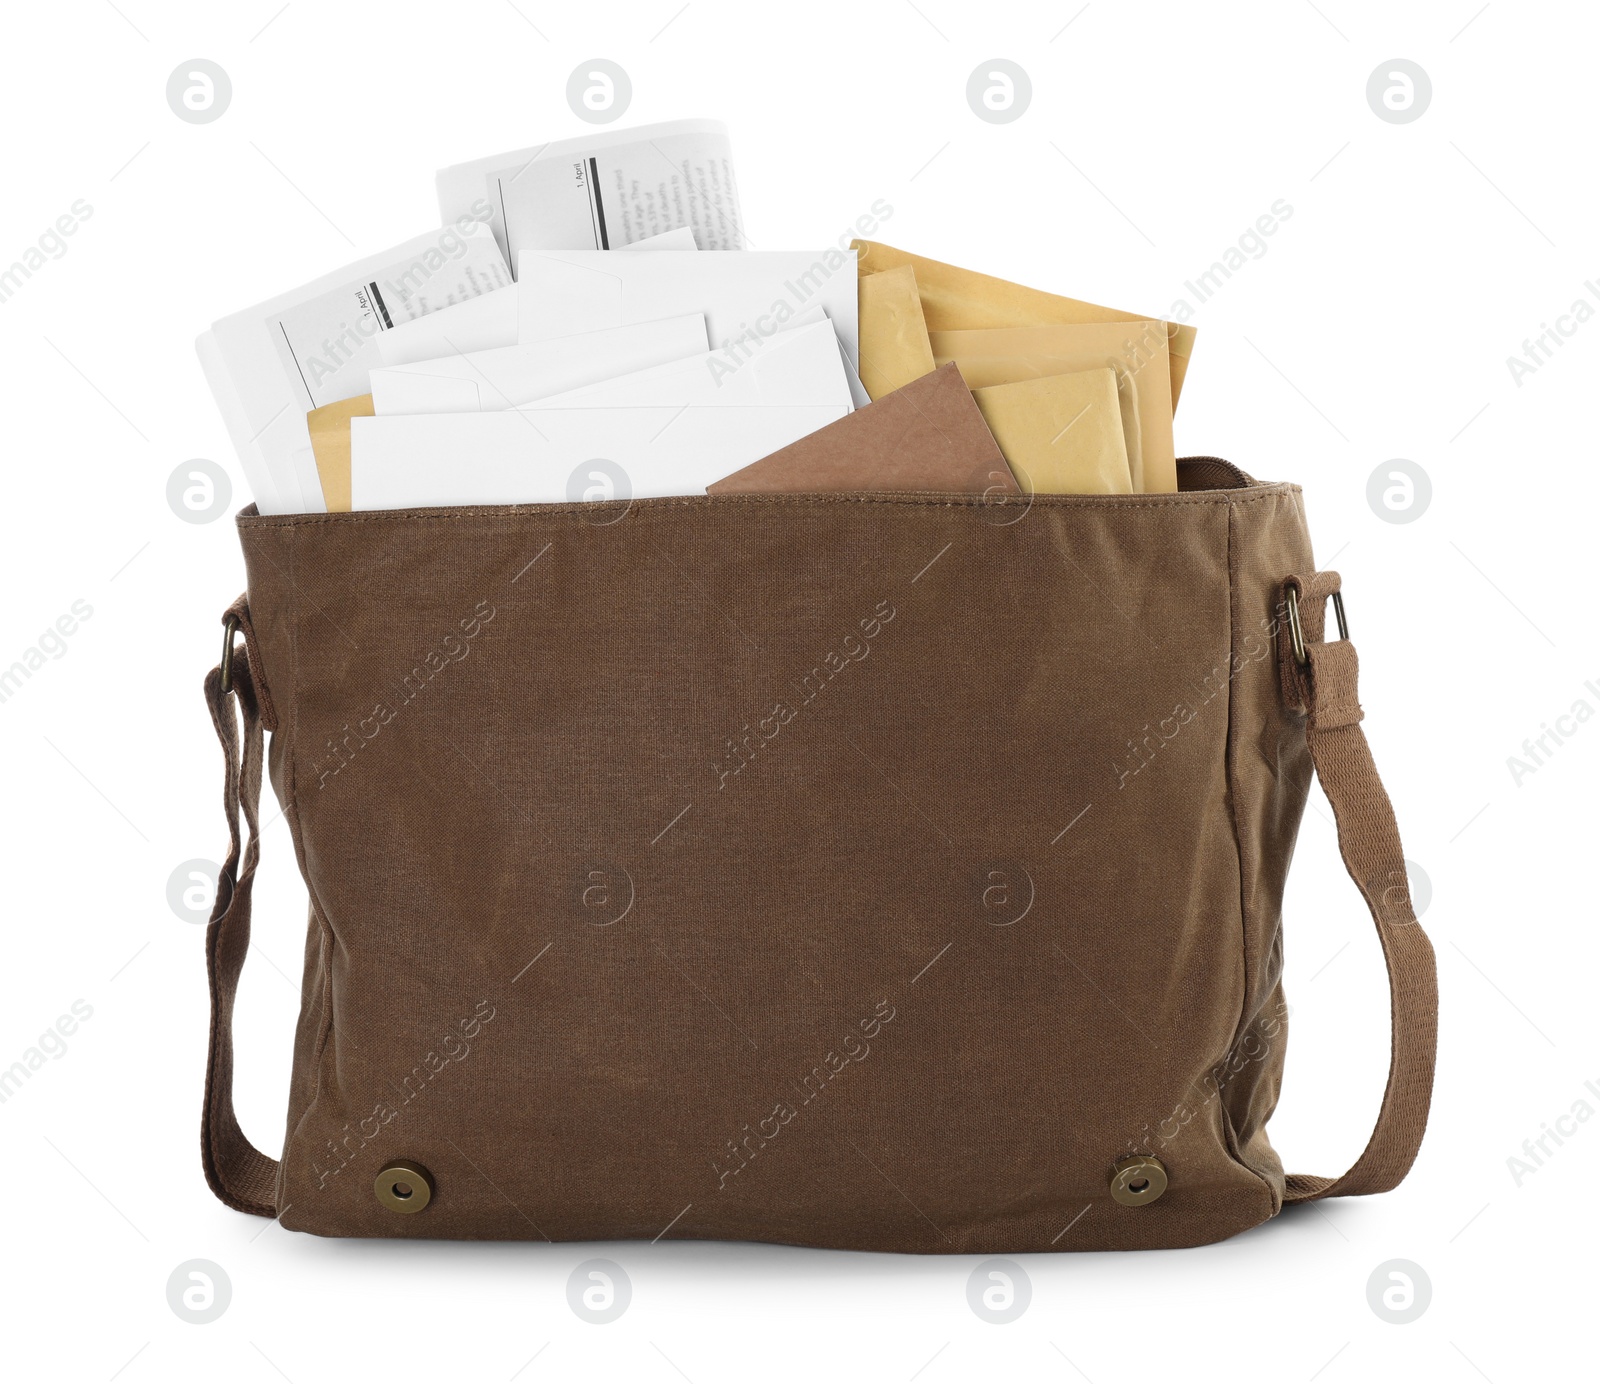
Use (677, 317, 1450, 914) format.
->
(858, 265, 937, 401)
(853, 239, 1195, 409)
(928, 322, 1176, 493)
(708, 362, 1017, 496)
(971, 369, 1132, 495)
(307, 394, 375, 513)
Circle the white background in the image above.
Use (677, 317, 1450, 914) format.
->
(0, 1, 1593, 1379)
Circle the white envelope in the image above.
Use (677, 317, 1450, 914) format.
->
(374, 250, 863, 403)
(368, 314, 709, 415)
(527, 318, 853, 410)
(624, 226, 699, 251)
(350, 404, 849, 510)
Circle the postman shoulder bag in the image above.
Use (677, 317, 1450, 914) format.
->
(200, 459, 1438, 1251)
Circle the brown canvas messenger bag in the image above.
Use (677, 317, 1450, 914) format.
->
(199, 458, 1438, 1251)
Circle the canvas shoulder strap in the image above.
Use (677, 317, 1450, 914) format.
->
(1277, 571, 1438, 1201)
(201, 598, 280, 1217)
(199, 577, 1437, 1218)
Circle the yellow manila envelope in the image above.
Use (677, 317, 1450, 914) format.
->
(857, 265, 937, 401)
(928, 322, 1176, 493)
(307, 394, 375, 513)
(971, 369, 1132, 495)
(852, 239, 1195, 409)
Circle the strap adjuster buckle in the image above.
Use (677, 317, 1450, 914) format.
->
(1286, 585, 1348, 667)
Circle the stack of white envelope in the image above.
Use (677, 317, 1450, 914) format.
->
(354, 245, 865, 511)
(197, 119, 868, 515)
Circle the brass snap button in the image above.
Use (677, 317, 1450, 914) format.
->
(1109, 1155, 1168, 1207)
(374, 1160, 434, 1214)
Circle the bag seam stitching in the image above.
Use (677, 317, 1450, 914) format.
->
(1222, 498, 1281, 1219)
(234, 487, 1303, 529)
(278, 522, 340, 1210)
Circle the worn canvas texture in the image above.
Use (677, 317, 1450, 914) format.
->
(230, 467, 1318, 1251)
